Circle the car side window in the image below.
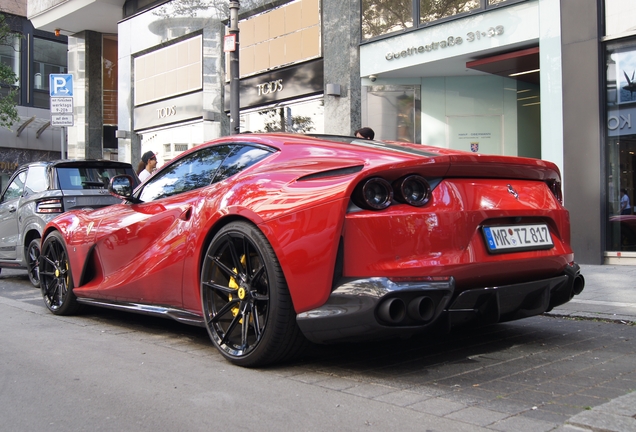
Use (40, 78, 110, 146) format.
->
(24, 166, 48, 195)
(213, 145, 274, 183)
(1, 170, 27, 203)
(138, 145, 233, 202)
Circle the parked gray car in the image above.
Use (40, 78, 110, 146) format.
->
(0, 160, 139, 286)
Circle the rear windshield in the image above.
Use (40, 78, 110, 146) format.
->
(57, 166, 135, 190)
(307, 134, 441, 157)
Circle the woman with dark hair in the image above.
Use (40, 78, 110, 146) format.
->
(355, 127, 375, 140)
(137, 151, 157, 181)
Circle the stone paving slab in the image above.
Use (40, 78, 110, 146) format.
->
(546, 264, 636, 432)
(564, 391, 636, 431)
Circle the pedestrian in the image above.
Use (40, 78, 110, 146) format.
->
(620, 188, 632, 215)
(137, 151, 157, 182)
(355, 127, 375, 140)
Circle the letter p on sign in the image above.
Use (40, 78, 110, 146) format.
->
(49, 74, 74, 97)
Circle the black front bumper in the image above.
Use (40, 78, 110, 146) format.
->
(296, 263, 584, 344)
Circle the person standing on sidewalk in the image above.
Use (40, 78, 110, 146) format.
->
(137, 151, 157, 182)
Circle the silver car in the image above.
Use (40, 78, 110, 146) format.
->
(0, 160, 139, 286)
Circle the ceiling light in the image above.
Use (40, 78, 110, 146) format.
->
(509, 69, 540, 77)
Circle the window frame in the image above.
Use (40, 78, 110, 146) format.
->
(135, 143, 276, 203)
(1, 170, 27, 203)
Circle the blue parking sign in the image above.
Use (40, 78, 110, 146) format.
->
(49, 74, 73, 97)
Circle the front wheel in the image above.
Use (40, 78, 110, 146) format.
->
(39, 231, 81, 315)
(26, 238, 41, 287)
(201, 222, 306, 367)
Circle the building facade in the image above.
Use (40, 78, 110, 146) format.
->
(23, 0, 636, 265)
(0, 1, 67, 192)
(602, 0, 636, 264)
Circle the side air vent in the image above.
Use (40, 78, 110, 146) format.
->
(297, 165, 364, 181)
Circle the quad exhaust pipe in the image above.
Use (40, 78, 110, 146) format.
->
(377, 296, 436, 325)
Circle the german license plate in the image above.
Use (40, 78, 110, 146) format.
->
(482, 224, 554, 253)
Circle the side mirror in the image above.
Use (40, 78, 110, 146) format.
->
(108, 175, 141, 203)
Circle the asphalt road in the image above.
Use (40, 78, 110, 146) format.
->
(1, 268, 635, 431)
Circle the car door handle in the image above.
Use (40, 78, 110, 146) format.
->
(8, 205, 16, 213)
(179, 206, 192, 221)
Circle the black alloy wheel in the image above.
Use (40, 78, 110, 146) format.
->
(201, 222, 306, 367)
(26, 238, 41, 287)
(39, 231, 81, 315)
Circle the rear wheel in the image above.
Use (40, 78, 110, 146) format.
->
(40, 231, 81, 315)
(26, 238, 41, 287)
(201, 222, 306, 367)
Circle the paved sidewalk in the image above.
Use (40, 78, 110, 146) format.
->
(546, 264, 636, 324)
(547, 264, 636, 432)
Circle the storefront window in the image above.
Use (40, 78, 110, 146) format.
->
(0, 33, 20, 104)
(362, 85, 420, 143)
(32, 37, 68, 108)
(605, 41, 636, 251)
(240, 97, 324, 133)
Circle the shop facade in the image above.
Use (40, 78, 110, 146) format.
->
(358, 0, 607, 264)
(26, 0, 636, 264)
(104, 0, 358, 169)
(603, 0, 636, 263)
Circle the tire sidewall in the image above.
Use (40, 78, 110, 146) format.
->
(202, 221, 285, 366)
(41, 231, 78, 315)
(26, 237, 41, 287)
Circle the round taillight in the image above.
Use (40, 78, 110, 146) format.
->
(355, 177, 393, 210)
(395, 175, 431, 206)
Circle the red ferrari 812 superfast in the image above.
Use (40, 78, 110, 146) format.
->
(39, 134, 584, 367)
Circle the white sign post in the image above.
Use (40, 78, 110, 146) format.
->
(50, 74, 74, 159)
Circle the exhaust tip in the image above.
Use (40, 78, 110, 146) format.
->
(572, 275, 585, 295)
(378, 298, 406, 324)
(408, 296, 435, 322)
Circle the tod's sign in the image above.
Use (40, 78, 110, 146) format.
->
(257, 79, 284, 95)
(156, 105, 177, 118)
(225, 59, 324, 111)
(134, 92, 203, 131)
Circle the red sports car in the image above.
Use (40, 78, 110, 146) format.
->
(39, 134, 584, 367)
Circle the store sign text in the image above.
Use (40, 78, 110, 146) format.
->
(0, 161, 19, 171)
(385, 25, 504, 61)
(608, 113, 631, 130)
(157, 105, 177, 119)
(256, 79, 284, 95)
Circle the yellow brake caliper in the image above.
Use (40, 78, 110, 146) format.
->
(228, 255, 247, 323)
